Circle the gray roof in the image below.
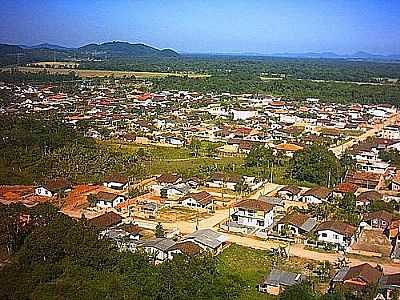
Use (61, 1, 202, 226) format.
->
(392, 241, 400, 260)
(300, 218, 318, 232)
(261, 269, 304, 287)
(332, 267, 350, 282)
(142, 238, 176, 252)
(259, 196, 284, 206)
(184, 229, 226, 250)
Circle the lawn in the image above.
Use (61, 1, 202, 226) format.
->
(217, 244, 317, 300)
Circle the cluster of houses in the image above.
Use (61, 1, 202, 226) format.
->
(1, 79, 397, 158)
(87, 210, 227, 263)
(259, 263, 400, 299)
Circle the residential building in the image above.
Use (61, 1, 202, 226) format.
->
(258, 269, 304, 295)
(231, 199, 274, 229)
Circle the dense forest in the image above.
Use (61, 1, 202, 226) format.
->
(80, 55, 400, 82)
(0, 116, 144, 184)
(0, 203, 242, 299)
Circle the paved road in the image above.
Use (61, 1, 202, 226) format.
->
(329, 113, 400, 157)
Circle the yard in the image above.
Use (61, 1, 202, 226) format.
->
(158, 206, 211, 222)
(217, 244, 324, 300)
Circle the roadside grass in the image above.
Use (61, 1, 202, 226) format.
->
(218, 244, 317, 300)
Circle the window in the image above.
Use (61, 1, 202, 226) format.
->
(321, 233, 327, 237)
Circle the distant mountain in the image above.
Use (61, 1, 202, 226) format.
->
(0, 41, 180, 66)
(78, 41, 179, 58)
(28, 43, 72, 51)
(269, 51, 400, 60)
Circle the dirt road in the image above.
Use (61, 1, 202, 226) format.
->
(329, 113, 400, 157)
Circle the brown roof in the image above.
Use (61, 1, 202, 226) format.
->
(211, 172, 241, 183)
(357, 190, 383, 203)
(96, 191, 124, 202)
(363, 210, 393, 224)
(235, 199, 274, 212)
(334, 182, 359, 194)
(168, 241, 202, 257)
(303, 186, 332, 199)
(181, 191, 213, 206)
(345, 171, 382, 184)
(278, 185, 302, 195)
(278, 213, 310, 228)
(43, 178, 71, 193)
(343, 263, 382, 286)
(89, 211, 122, 229)
(317, 220, 356, 237)
(157, 174, 181, 184)
(105, 173, 129, 185)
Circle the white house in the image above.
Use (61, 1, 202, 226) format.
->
(380, 125, 400, 140)
(103, 174, 129, 190)
(140, 238, 176, 262)
(315, 221, 356, 249)
(179, 191, 214, 210)
(231, 199, 274, 229)
(35, 178, 72, 197)
(95, 191, 126, 208)
(301, 186, 332, 204)
(182, 229, 227, 254)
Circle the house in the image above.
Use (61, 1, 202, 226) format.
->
(99, 227, 141, 251)
(316, 220, 357, 249)
(140, 238, 176, 262)
(156, 173, 182, 185)
(206, 172, 242, 190)
(275, 143, 304, 157)
(35, 178, 72, 197)
(258, 196, 285, 213)
(332, 263, 382, 296)
(160, 183, 191, 200)
(301, 186, 332, 204)
(276, 213, 317, 237)
(95, 191, 126, 208)
(376, 273, 400, 300)
(118, 224, 143, 240)
(103, 173, 129, 190)
(183, 229, 227, 254)
(258, 269, 304, 295)
(88, 211, 123, 229)
(179, 191, 214, 210)
(361, 210, 394, 231)
(356, 190, 383, 207)
(333, 182, 359, 198)
(167, 241, 203, 258)
(345, 171, 385, 190)
(231, 199, 274, 229)
(276, 185, 302, 201)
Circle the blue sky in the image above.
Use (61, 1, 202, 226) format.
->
(1, 0, 400, 54)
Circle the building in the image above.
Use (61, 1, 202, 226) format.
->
(258, 269, 304, 295)
(301, 186, 332, 204)
(35, 178, 72, 197)
(331, 263, 382, 296)
(140, 238, 176, 262)
(276, 213, 317, 237)
(316, 220, 357, 249)
(231, 199, 274, 229)
(361, 210, 393, 231)
(276, 185, 302, 201)
(356, 190, 383, 207)
(88, 211, 123, 230)
(95, 191, 126, 208)
(182, 229, 227, 254)
(103, 173, 129, 190)
(179, 191, 214, 210)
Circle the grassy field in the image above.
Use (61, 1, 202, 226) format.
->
(9, 66, 210, 79)
(218, 244, 318, 300)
